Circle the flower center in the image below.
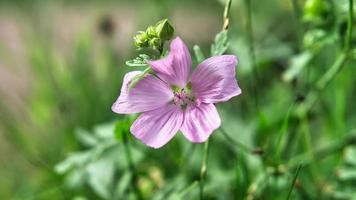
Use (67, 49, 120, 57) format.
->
(172, 84, 195, 110)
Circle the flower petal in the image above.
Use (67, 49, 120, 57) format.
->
(112, 71, 173, 114)
(191, 55, 241, 103)
(148, 37, 192, 88)
(180, 103, 221, 143)
(130, 105, 184, 148)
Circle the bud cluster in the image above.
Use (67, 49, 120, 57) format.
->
(133, 19, 174, 51)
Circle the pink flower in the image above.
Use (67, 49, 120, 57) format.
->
(112, 37, 241, 148)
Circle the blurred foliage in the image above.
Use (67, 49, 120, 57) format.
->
(0, 0, 356, 199)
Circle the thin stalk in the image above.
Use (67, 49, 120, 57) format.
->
(122, 132, 143, 200)
(223, 0, 232, 30)
(290, 0, 303, 47)
(288, 130, 356, 167)
(344, 0, 354, 51)
(244, 0, 260, 111)
(295, 0, 354, 116)
(219, 127, 252, 153)
(177, 181, 199, 198)
(299, 116, 319, 181)
(197, 0, 233, 199)
(199, 139, 210, 200)
(286, 165, 303, 200)
(275, 103, 295, 160)
(295, 53, 347, 116)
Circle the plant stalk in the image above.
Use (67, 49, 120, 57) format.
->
(123, 132, 143, 200)
(199, 139, 210, 200)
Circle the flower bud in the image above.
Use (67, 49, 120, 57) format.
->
(134, 31, 149, 48)
(146, 26, 157, 38)
(155, 19, 174, 41)
(149, 38, 161, 49)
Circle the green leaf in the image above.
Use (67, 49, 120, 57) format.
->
(75, 128, 98, 147)
(114, 172, 132, 198)
(86, 157, 115, 199)
(93, 122, 116, 140)
(55, 152, 91, 174)
(344, 147, 356, 166)
(125, 54, 151, 67)
(193, 45, 205, 63)
(211, 30, 229, 56)
(338, 167, 356, 181)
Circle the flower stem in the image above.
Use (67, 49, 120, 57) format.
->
(295, 0, 354, 116)
(199, 139, 210, 200)
(290, 0, 303, 47)
(219, 127, 253, 153)
(223, 0, 232, 30)
(122, 131, 143, 200)
(344, 0, 354, 52)
(244, 0, 260, 112)
(286, 165, 303, 200)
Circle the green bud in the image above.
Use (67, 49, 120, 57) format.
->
(146, 26, 157, 37)
(149, 38, 161, 49)
(155, 19, 174, 41)
(134, 31, 149, 48)
(303, 0, 331, 23)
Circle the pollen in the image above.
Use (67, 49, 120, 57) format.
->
(172, 85, 196, 109)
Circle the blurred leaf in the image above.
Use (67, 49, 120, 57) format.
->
(94, 123, 116, 140)
(114, 172, 132, 198)
(282, 52, 313, 83)
(75, 128, 98, 147)
(65, 169, 87, 189)
(338, 167, 356, 181)
(86, 157, 115, 199)
(344, 147, 356, 166)
(126, 54, 151, 67)
(211, 30, 229, 56)
(55, 152, 91, 174)
(193, 45, 205, 63)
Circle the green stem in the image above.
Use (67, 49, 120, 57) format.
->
(223, 0, 232, 30)
(288, 130, 356, 167)
(290, 0, 303, 47)
(295, 53, 347, 116)
(219, 127, 253, 153)
(275, 103, 295, 161)
(199, 139, 210, 200)
(295, 0, 354, 116)
(344, 0, 354, 51)
(123, 132, 143, 200)
(286, 165, 303, 200)
(244, 0, 260, 111)
(299, 115, 319, 181)
(177, 181, 199, 198)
